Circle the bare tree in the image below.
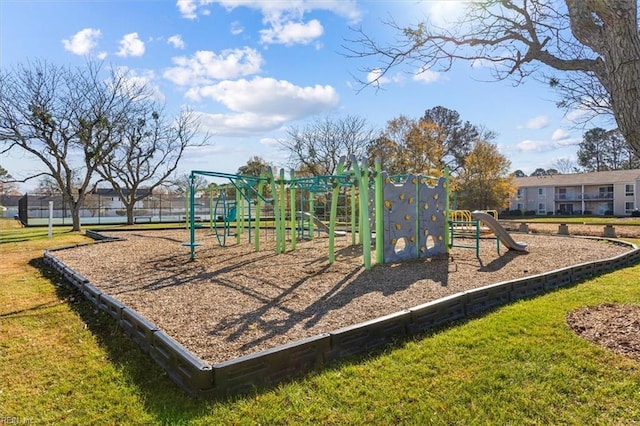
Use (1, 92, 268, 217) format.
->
(552, 157, 579, 174)
(97, 107, 208, 224)
(0, 60, 152, 230)
(345, 1, 640, 155)
(35, 176, 62, 196)
(280, 115, 374, 176)
(168, 173, 209, 196)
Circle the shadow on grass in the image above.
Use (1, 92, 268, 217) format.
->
(0, 228, 76, 244)
(28, 257, 235, 423)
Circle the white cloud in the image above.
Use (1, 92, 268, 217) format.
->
(113, 67, 165, 103)
(551, 128, 570, 141)
(117, 32, 145, 57)
(177, 0, 199, 19)
(565, 107, 592, 123)
(188, 77, 339, 135)
(230, 21, 244, 35)
(202, 1, 361, 23)
(524, 115, 550, 130)
(167, 34, 185, 49)
(516, 140, 554, 153)
(62, 28, 102, 55)
(189, 77, 338, 113)
(260, 19, 323, 45)
(366, 68, 405, 86)
(174, 0, 362, 56)
(413, 69, 441, 84)
(515, 136, 577, 153)
(164, 48, 263, 86)
(366, 68, 390, 85)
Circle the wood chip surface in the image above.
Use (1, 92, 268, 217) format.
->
(52, 229, 631, 364)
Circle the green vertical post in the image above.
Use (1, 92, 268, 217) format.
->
(267, 169, 282, 254)
(351, 156, 371, 270)
(235, 187, 241, 244)
(444, 166, 451, 253)
(189, 174, 196, 261)
(361, 160, 371, 270)
(185, 188, 190, 230)
(254, 178, 265, 252)
(246, 187, 252, 244)
(351, 184, 357, 245)
(329, 158, 346, 264)
(309, 196, 315, 239)
(374, 158, 384, 264)
(289, 170, 297, 250)
(279, 169, 287, 253)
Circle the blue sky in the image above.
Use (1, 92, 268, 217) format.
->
(0, 0, 602, 191)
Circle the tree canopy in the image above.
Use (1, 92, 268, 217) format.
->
(577, 127, 640, 172)
(347, 1, 640, 156)
(457, 140, 515, 211)
(237, 156, 272, 177)
(367, 106, 491, 176)
(0, 164, 16, 195)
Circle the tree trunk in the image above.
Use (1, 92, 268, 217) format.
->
(602, 27, 640, 156)
(126, 203, 135, 225)
(70, 203, 81, 232)
(566, 0, 640, 155)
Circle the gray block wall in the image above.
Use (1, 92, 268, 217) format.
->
(376, 173, 447, 263)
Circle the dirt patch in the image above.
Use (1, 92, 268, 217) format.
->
(567, 304, 640, 363)
(50, 228, 634, 365)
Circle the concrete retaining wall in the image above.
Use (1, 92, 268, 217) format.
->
(43, 236, 640, 399)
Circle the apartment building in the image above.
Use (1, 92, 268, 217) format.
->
(510, 169, 640, 216)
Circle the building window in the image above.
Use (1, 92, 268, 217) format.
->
(516, 188, 523, 199)
(626, 184, 634, 196)
(626, 202, 635, 214)
(517, 203, 524, 211)
(538, 203, 546, 215)
(599, 186, 613, 198)
(538, 188, 545, 198)
(558, 203, 574, 214)
(557, 188, 566, 200)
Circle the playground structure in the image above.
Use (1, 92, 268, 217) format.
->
(185, 156, 526, 267)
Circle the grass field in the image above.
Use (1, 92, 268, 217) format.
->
(1, 218, 640, 424)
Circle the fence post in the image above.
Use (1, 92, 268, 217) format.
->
(48, 201, 53, 238)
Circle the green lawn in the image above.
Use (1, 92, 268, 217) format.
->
(1, 218, 639, 424)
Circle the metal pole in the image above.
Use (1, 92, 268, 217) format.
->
(189, 174, 196, 261)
